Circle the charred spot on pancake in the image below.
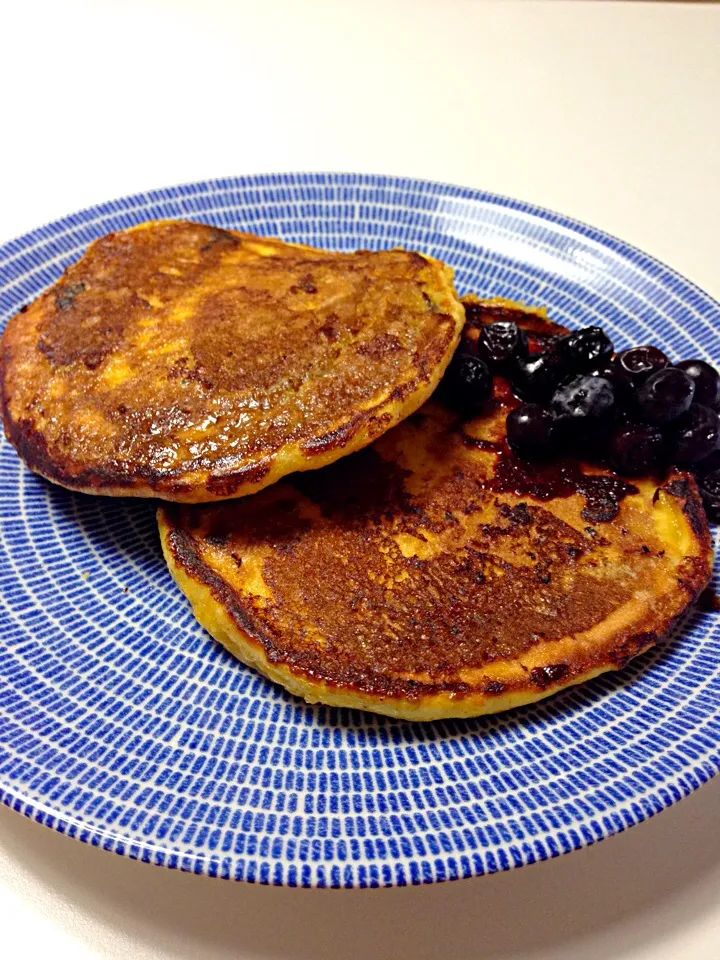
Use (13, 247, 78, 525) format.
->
(167, 356, 214, 391)
(205, 532, 230, 547)
(301, 422, 356, 456)
(319, 313, 340, 340)
(530, 664, 569, 688)
(662, 476, 707, 538)
(422, 291, 438, 311)
(7, 416, 52, 476)
(54, 282, 85, 310)
(581, 496, 620, 524)
(205, 458, 273, 498)
(356, 334, 403, 360)
(289, 274, 317, 294)
(608, 631, 656, 669)
(199, 226, 241, 252)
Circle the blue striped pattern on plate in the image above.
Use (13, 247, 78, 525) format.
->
(0, 172, 719, 887)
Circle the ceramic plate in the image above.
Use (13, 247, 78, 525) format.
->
(1, 173, 719, 887)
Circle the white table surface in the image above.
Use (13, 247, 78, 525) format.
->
(1, 1, 719, 957)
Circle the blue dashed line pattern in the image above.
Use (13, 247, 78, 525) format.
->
(1, 172, 719, 887)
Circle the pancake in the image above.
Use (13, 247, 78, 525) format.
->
(158, 299, 713, 720)
(0, 219, 463, 502)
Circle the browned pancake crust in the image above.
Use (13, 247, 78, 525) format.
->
(1, 220, 463, 501)
(158, 300, 712, 718)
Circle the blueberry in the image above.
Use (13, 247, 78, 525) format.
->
(698, 468, 720, 522)
(694, 448, 720, 476)
(614, 346, 670, 384)
(511, 351, 566, 403)
(637, 368, 695, 423)
(551, 375, 616, 422)
(441, 352, 493, 415)
(608, 424, 665, 475)
(506, 403, 556, 458)
(476, 321, 528, 369)
(675, 359, 720, 410)
(588, 364, 635, 413)
(669, 403, 720, 463)
(557, 327, 614, 372)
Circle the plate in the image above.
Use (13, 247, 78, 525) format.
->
(1, 173, 719, 888)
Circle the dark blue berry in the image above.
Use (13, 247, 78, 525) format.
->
(441, 352, 492, 415)
(637, 368, 695, 423)
(669, 404, 720, 463)
(614, 346, 669, 385)
(557, 327, 614, 372)
(694, 449, 720, 476)
(609, 424, 664, 475)
(551, 375, 616, 422)
(506, 403, 556, 458)
(511, 351, 566, 403)
(476, 321, 528, 370)
(588, 364, 636, 415)
(675, 359, 720, 410)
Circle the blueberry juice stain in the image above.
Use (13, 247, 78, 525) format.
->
(485, 447, 639, 523)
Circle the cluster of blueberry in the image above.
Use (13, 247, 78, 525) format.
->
(441, 320, 720, 520)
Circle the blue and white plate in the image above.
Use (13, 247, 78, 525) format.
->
(1, 173, 719, 888)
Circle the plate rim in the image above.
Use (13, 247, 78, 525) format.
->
(1, 170, 719, 887)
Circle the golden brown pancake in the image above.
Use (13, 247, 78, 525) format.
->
(0, 219, 463, 502)
(158, 300, 713, 720)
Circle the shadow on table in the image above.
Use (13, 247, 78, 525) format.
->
(2, 775, 720, 960)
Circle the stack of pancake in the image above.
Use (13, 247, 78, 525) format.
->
(1, 220, 711, 719)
